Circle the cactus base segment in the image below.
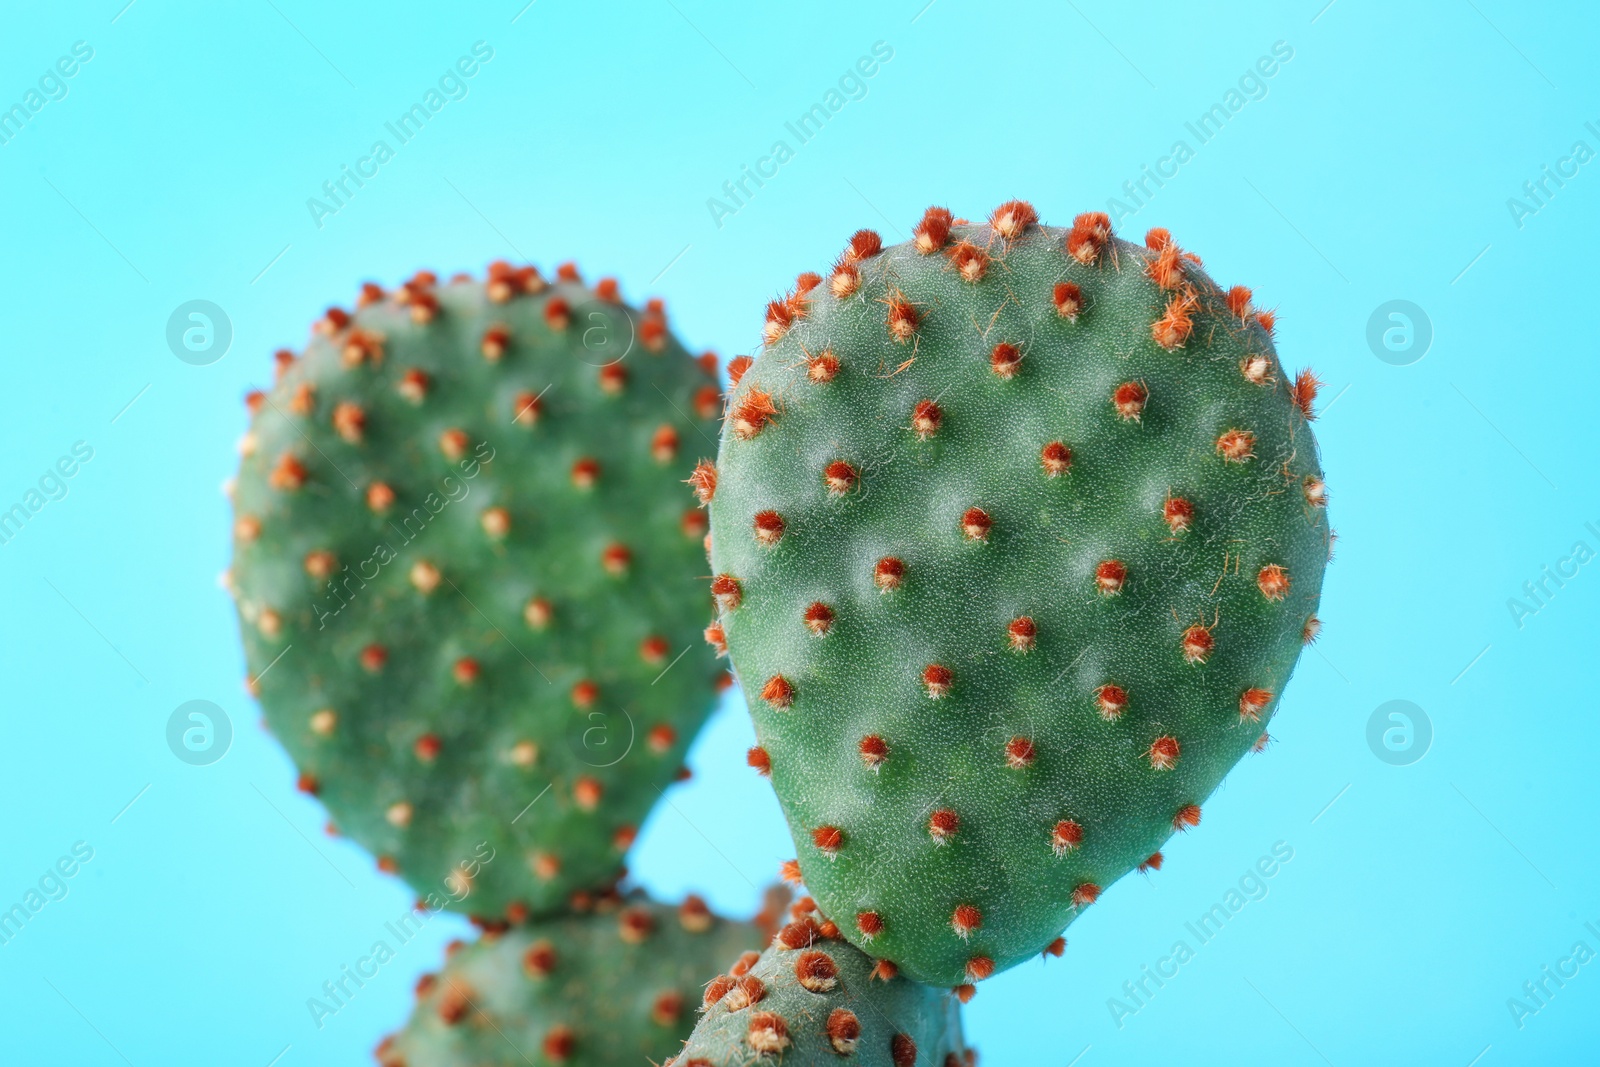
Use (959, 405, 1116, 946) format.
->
(672, 898, 970, 1067)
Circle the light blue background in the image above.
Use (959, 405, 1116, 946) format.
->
(1, 1, 1595, 1064)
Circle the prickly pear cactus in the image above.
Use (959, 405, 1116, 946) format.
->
(229, 263, 726, 922)
(704, 205, 1330, 985)
(671, 897, 971, 1067)
(378, 892, 774, 1067)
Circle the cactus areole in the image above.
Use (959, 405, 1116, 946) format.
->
(230, 263, 724, 922)
(706, 206, 1330, 985)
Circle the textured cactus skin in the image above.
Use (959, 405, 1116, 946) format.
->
(230, 266, 723, 921)
(378, 894, 767, 1067)
(672, 907, 969, 1067)
(707, 210, 1329, 985)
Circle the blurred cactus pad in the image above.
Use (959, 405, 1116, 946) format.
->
(379, 892, 772, 1067)
(229, 262, 726, 922)
(705, 204, 1330, 985)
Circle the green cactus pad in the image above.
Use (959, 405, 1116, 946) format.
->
(378, 892, 772, 1067)
(229, 263, 727, 922)
(671, 898, 970, 1067)
(706, 205, 1330, 985)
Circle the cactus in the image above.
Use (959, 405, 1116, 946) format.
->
(228, 262, 727, 922)
(671, 896, 971, 1067)
(703, 204, 1330, 986)
(378, 891, 780, 1067)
